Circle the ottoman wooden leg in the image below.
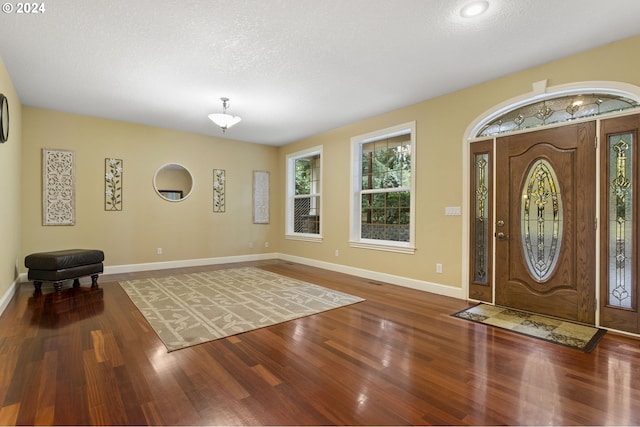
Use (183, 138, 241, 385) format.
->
(91, 274, 99, 289)
(33, 281, 42, 292)
(54, 282, 63, 292)
(73, 279, 81, 288)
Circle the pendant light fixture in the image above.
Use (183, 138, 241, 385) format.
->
(208, 97, 241, 133)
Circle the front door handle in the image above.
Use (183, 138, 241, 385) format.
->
(496, 232, 509, 240)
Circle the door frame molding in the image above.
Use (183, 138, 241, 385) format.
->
(461, 80, 640, 329)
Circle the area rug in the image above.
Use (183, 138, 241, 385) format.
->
(119, 267, 364, 351)
(452, 304, 606, 352)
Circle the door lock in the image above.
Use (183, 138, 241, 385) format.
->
(496, 231, 509, 240)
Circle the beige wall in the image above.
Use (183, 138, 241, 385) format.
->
(276, 34, 640, 289)
(0, 58, 22, 301)
(7, 34, 640, 297)
(21, 108, 280, 269)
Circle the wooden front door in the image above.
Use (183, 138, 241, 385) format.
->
(495, 123, 596, 324)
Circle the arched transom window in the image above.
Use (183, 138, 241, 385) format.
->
(476, 93, 639, 138)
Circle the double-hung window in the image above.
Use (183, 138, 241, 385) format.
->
(350, 122, 416, 253)
(286, 146, 322, 240)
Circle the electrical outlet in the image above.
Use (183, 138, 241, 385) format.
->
(334, 249, 339, 257)
(436, 263, 443, 273)
(248, 242, 254, 249)
(157, 247, 162, 255)
(265, 242, 269, 248)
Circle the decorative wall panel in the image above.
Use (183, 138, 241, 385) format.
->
(253, 170, 269, 224)
(213, 169, 225, 212)
(105, 158, 123, 211)
(43, 148, 75, 226)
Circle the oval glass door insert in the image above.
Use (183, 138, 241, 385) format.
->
(521, 159, 563, 281)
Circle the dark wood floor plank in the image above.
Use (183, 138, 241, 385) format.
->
(139, 401, 164, 426)
(33, 349, 57, 425)
(1, 259, 639, 425)
(0, 402, 19, 426)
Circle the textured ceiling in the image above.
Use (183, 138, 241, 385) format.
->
(1, 0, 640, 146)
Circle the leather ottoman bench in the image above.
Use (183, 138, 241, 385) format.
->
(25, 249, 104, 292)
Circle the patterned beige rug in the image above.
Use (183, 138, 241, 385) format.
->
(453, 304, 606, 352)
(119, 267, 364, 351)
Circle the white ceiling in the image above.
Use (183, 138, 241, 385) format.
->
(1, 0, 639, 146)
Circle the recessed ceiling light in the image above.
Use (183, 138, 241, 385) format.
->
(460, 1, 489, 18)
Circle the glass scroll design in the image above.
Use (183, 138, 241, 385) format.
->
(608, 134, 633, 308)
(476, 93, 638, 138)
(521, 160, 563, 281)
(473, 154, 489, 284)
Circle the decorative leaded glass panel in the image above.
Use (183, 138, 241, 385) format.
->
(473, 153, 489, 284)
(521, 160, 563, 281)
(477, 94, 639, 138)
(608, 133, 633, 308)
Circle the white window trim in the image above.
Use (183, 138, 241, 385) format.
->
(349, 121, 416, 254)
(285, 145, 323, 242)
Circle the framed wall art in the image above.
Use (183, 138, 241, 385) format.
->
(253, 170, 269, 224)
(213, 169, 225, 212)
(105, 158, 123, 211)
(42, 148, 75, 225)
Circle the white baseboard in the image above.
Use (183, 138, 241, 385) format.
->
(103, 253, 277, 275)
(107, 253, 464, 299)
(104, 252, 463, 299)
(277, 253, 464, 300)
(0, 278, 19, 316)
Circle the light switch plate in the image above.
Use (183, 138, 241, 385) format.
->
(445, 206, 461, 216)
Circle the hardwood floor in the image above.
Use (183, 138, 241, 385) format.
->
(1, 260, 639, 425)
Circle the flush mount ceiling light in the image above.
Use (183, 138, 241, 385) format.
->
(460, 0, 489, 18)
(208, 97, 241, 133)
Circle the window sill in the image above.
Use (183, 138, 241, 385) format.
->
(349, 240, 415, 254)
(286, 234, 323, 243)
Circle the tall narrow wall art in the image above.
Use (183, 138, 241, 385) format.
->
(213, 169, 225, 212)
(42, 148, 75, 225)
(105, 158, 123, 211)
(253, 170, 270, 224)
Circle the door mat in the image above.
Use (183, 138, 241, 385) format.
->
(452, 304, 606, 352)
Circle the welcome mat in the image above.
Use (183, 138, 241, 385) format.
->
(452, 304, 606, 352)
(119, 267, 364, 351)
